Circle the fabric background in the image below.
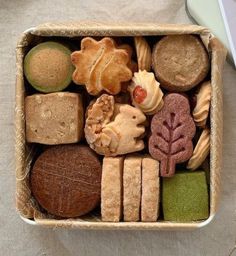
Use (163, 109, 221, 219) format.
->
(0, 0, 236, 255)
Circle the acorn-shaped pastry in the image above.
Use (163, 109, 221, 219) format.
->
(24, 42, 74, 93)
(128, 70, 164, 115)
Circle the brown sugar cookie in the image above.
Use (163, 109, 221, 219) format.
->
(149, 93, 196, 177)
(101, 157, 124, 221)
(152, 35, 210, 92)
(123, 155, 142, 221)
(30, 145, 102, 218)
(71, 37, 132, 95)
(25, 92, 83, 145)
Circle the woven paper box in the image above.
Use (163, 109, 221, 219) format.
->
(15, 22, 226, 230)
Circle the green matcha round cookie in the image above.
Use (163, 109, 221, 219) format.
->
(24, 41, 74, 93)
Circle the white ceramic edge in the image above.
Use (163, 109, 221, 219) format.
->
(23, 27, 36, 34)
(197, 214, 215, 228)
(20, 216, 37, 225)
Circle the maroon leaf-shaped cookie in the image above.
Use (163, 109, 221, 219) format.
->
(149, 93, 196, 177)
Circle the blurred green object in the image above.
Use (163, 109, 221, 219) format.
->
(162, 171, 209, 222)
(186, 0, 234, 66)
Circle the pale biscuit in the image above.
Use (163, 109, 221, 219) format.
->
(123, 156, 142, 221)
(101, 157, 124, 221)
(141, 157, 160, 222)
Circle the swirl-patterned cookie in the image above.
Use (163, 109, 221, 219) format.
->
(193, 81, 211, 127)
(134, 36, 152, 71)
(71, 37, 132, 95)
(128, 70, 164, 115)
(187, 128, 210, 170)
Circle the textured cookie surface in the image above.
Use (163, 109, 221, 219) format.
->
(152, 35, 209, 91)
(101, 157, 124, 221)
(123, 156, 141, 221)
(141, 157, 160, 222)
(24, 41, 74, 92)
(71, 37, 132, 95)
(25, 92, 83, 145)
(149, 93, 196, 177)
(162, 171, 209, 221)
(85, 94, 146, 156)
(30, 145, 102, 218)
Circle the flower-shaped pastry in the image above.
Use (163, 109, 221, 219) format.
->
(71, 37, 132, 95)
(128, 70, 164, 115)
(85, 94, 146, 156)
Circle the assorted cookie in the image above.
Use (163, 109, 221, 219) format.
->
(30, 145, 102, 218)
(193, 81, 211, 127)
(162, 171, 209, 221)
(84, 94, 146, 156)
(152, 35, 210, 92)
(71, 37, 132, 95)
(101, 155, 160, 222)
(134, 36, 152, 71)
(149, 93, 196, 177)
(24, 34, 212, 222)
(187, 128, 210, 170)
(24, 42, 74, 93)
(25, 92, 84, 145)
(128, 70, 164, 115)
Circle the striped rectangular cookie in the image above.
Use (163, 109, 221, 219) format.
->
(123, 155, 142, 221)
(141, 156, 160, 221)
(101, 157, 124, 222)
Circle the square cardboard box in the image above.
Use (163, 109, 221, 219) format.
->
(15, 22, 226, 230)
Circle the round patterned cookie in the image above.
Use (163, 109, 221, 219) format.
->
(152, 35, 210, 92)
(30, 145, 102, 218)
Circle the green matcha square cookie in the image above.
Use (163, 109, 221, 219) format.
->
(162, 171, 209, 222)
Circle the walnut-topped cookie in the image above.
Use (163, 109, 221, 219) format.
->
(85, 94, 146, 156)
(71, 37, 133, 95)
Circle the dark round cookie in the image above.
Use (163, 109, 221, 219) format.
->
(30, 145, 102, 218)
(152, 35, 209, 92)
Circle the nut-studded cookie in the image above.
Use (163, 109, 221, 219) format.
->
(25, 92, 83, 145)
(85, 94, 146, 156)
(71, 37, 132, 95)
(152, 35, 209, 92)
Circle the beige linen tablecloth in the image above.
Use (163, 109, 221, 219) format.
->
(0, 0, 235, 255)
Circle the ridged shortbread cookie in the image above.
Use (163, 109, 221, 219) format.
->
(101, 157, 124, 221)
